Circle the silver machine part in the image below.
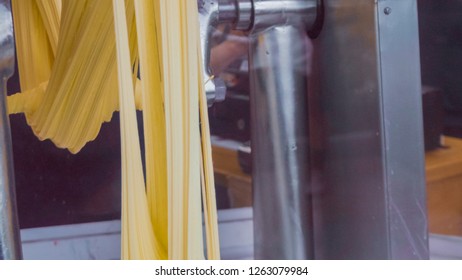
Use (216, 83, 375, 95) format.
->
(199, 0, 236, 105)
(199, 0, 319, 259)
(250, 25, 313, 259)
(249, 0, 317, 260)
(234, 0, 253, 30)
(200, 0, 428, 260)
(251, 0, 317, 32)
(198, 0, 254, 105)
(0, 0, 23, 260)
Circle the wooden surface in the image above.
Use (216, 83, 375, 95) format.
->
(212, 145, 252, 208)
(213, 136, 462, 236)
(427, 137, 462, 236)
(426, 137, 462, 184)
(212, 145, 250, 183)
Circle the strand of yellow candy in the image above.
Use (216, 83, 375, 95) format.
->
(9, 0, 220, 260)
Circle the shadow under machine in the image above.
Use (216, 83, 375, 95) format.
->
(0, 0, 428, 259)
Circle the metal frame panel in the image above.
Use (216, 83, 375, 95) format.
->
(311, 0, 428, 259)
(0, 0, 22, 260)
(377, 0, 428, 259)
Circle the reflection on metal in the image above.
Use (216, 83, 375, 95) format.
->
(239, 0, 319, 261)
(251, 0, 317, 32)
(250, 25, 313, 260)
(198, 0, 252, 105)
(0, 0, 22, 260)
(198, 0, 321, 106)
(311, 0, 428, 259)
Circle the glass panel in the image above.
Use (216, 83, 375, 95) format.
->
(7, 71, 122, 229)
(9, 0, 462, 260)
(209, 25, 251, 210)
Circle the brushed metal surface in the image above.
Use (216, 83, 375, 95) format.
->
(252, 0, 317, 32)
(250, 25, 313, 260)
(0, 0, 22, 260)
(311, 0, 428, 259)
(377, 0, 428, 259)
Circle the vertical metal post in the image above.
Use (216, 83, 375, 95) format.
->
(311, 0, 428, 259)
(250, 25, 313, 259)
(377, 0, 428, 259)
(0, 0, 23, 260)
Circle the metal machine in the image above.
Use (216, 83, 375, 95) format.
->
(0, 0, 428, 259)
(200, 0, 321, 260)
(200, 0, 428, 260)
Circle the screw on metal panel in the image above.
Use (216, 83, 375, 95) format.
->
(384, 7, 392, 15)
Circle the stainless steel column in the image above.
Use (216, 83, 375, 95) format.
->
(0, 0, 22, 260)
(250, 23, 313, 260)
(198, 0, 320, 259)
